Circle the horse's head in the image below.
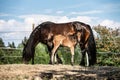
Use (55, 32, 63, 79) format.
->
(72, 22, 83, 42)
(22, 42, 32, 64)
(76, 31, 82, 42)
(72, 22, 90, 46)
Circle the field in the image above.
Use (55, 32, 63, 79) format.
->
(0, 64, 120, 80)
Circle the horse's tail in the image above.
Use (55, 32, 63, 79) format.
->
(87, 25, 97, 65)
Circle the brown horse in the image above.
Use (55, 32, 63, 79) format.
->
(22, 21, 96, 66)
(22, 21, 77, 64)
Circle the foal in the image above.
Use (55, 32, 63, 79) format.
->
(51, 32, 81, 65)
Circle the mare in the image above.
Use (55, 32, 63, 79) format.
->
(22, 21, 96, 66)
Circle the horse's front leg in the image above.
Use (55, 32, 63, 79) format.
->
(80, 49, 86, 66)
(47, 45, 53, 64)
(32, 57, 34, 64)
(70, 46, 75, 66)
(85, 51, 89, 66)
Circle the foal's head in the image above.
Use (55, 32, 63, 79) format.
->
(76, 32, 82, 42)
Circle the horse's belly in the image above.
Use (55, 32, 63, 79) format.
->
(62, 40, 73, 48)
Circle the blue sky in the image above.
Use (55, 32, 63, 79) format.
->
(0, 0, 120, 46)
(0, 0, 120, 21)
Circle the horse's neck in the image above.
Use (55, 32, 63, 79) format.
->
(27, 35, 39, 50)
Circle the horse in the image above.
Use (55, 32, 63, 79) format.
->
(22, 21, 96, 66)
(51, 32, 81, 65)
(22, 21, 77, 64)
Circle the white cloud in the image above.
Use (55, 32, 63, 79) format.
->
(70, 16, 92, 23)
(0, 19, 32, 46)
(100, 19, 120, 29)
(24, 17, 35, 24)
(0, 20, 6, 28)
(19, 14, 95, 24)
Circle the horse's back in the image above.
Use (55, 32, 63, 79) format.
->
(40, 21, 76, 36)
(53, 34, 77, 48)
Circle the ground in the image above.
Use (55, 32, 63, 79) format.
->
(0, 64, 120, 80)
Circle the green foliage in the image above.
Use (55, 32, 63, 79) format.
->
(0, 49, 22, 64)
(34, 43, 49, 64)
(56, 44, 81, 65)
(97, 52, 120, 66)
(18, 37, 28, 48)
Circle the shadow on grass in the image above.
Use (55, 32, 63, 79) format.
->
(39, 66, 120, 80)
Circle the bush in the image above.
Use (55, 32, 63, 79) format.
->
(34, 43, 50, 64)
(94, 25, 120, 53)
(0, 49, 22, 64)
(97, 52, 120, 66)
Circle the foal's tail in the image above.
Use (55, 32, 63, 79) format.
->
(87, 25, 97, 65)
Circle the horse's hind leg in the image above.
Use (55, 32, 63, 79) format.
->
(51, 42, 60, 65)
(54, 53, 58, 64)
(48, 44, 62, 64)
(70, 46, 75, 66)
(56, 54, 63, 64)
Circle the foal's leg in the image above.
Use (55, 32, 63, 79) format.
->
(51, 42, 60, 65)
(47, 45, 62, 64)
(54, 53, 57, 64)
(70, 46, 75, 66)
(56, 53, 63, 64)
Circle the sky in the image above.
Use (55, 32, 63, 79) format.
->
(0, 0, 120, 46)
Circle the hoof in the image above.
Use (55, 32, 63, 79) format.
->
(79, 63, 85, 66)
(71, 62, 74, 66)
(23, 60, 29, 64)
(54, 62, 58, 64)
(49, 62, 54, 65)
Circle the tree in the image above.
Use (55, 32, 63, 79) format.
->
(0, 38, 5, 47)
(17, 36, 28, 48)
(93, 25, 120, 52)
(8, 42, 16, 48)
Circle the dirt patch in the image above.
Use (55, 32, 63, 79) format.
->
(0, 64, 120, 80)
